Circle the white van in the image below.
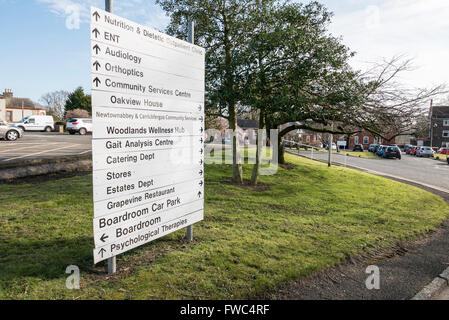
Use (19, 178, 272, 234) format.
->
(13, 115, 54, 132)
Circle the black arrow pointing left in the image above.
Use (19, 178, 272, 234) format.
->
(100, 233, 109, 243)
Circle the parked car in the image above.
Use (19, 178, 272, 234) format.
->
(374, 145, 382, 154)
(0, 120, 23, 141)
(353, 144, 364, 152)
(383, 146, 401, 159)
(12, 115, 54, 132)
(325, 143, 337, 151)
(403, 144, 413, 153)
(66, 118, 93, 135)
(416, 146, 434, 158)
(437, 148, 449, 155)
(406, 146, 416, 155)
(410, 146, 419, 156)
(368, 144, 379, 152)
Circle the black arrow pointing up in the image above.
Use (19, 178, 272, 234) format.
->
(200, 138, 204, 143)
(198, 191, 202, 198)
(92, 28, 100, 38)
(200, 127, 204, 133)
(93, 11, 100, 22)
(100, 233, 109, 243)
(93, 77, 101, 87)
(93, 61, 101, 71)
(200, 149, 204, 154)
(99, 248, 106, 258)
(93, 44, 101, 54)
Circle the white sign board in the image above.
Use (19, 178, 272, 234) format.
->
(337, 141, 347, 147)
(90, 7, 205, 264)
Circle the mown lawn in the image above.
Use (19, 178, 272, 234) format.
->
(0, 153, 448, 300)
(339, 151, 378, 159)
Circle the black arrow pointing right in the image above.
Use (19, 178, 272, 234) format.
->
(199, 181, 204, 186)
(93, 44, 101, 54)
(199, 169, 203, 176)
(99, 248, 106, 258)
(93, 61, 101, 71)
(93, 11, 100, 22)
(93, 77, 101, 87)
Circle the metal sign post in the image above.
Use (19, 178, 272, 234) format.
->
(186, 20, 195, 242)
(105, 0, 116, 276)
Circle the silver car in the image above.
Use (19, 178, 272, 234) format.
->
(416, 146, 434, 158)
(0, 120, 23, 141)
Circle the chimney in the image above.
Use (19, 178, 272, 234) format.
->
(2, 89, 13, 98)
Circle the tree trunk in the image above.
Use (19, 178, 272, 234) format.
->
(278, 133, 285, 165)
(229, 105, 243, 184)
(251, 112, 265, 185)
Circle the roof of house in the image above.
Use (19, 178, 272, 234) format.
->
(4, 97, 46, 110)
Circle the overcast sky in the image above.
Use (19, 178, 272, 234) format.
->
(0, 0, 448, 104)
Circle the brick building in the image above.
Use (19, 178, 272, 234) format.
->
(0, 89, 46, 122)
(429, 105, 449, 148)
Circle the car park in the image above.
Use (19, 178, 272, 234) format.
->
(0, 120, 23, 141)
(12, 115, 54, 132)
(353, 144, 364, 152)
(406, 146, 415, 155)
(368, 144, 379, 152)
(66, 118, 93, 135)
(437, 147, 449, 155)
(416, 146, 434, 158)
(383, 146, 401, 159)
(403, 144, 413, 153)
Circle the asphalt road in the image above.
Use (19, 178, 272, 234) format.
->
(0, 132, 92, 164)
(293, 149, 449, 192)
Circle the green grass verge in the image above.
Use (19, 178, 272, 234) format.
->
(0, 154, 448, 300)
(339, 151, 379, 159)
(434, 153, 447, 162)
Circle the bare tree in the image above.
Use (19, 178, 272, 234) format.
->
(40, 90, 70, 122)
(347, 56, 447, 140)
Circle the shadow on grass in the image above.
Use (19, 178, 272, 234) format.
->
(0, 236, 96, 283)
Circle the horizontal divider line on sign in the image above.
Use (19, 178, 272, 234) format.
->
(91, 56, 205, 85)
(90, 36, 204, 72)
(94, 208, 203, 250)
(91, 71, 205, 94)
(92, 145, 203, 156)
(93, 197, 204, 234)
(91, 87, 204, 104)
(93, 187, 203, 223)
(91, 134, 204, 140)
(93, 176, 203, 204)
